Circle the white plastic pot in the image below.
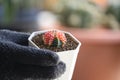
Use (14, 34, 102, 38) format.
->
(28, 30, 81, 80)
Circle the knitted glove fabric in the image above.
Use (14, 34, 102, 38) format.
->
(0, 30, 66, 80)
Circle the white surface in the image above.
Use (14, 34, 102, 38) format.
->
(28, 30, 81, 80)
(37, 11, 59, 28)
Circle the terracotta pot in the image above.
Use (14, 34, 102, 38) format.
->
(59, 27, 120, 80)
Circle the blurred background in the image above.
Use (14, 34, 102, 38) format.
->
(0, 0, 120, 80)
(0, 0, 120, 31)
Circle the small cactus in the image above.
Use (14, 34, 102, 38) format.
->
(42, 30, 67, 47)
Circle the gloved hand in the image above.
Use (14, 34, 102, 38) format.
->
(0, 30, 66, 80)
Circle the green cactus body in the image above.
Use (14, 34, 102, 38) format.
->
(51, 38, 63, 48)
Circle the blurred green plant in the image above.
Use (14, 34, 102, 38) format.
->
(52, 0, 103, 28)
(0, 0, 36, 24)
(49, 0, 120, 30)
(100, 2, 120, 30)
(57, 8, 92, 28)
(106, 5, 120, 23)
(3, 0, 16, 23)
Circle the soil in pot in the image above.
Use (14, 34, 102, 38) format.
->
(32, 33, 79, 52)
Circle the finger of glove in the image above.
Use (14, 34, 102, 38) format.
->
(0, 29, 30, 46)
(0, 40, 59, 66)
(0, 61, 66, 80)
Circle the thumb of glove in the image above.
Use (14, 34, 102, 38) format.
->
(0, 40, 59, 66)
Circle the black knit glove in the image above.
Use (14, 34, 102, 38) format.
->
(0, 30, 66, 80)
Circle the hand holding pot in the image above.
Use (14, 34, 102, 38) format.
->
(0, 30, 66, 80)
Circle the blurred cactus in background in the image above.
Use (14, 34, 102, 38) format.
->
(44, 0, 119, 30)
(102, 0, 120, 30)
(51, 0, 103, 28)
(106, 5, 120, 23)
